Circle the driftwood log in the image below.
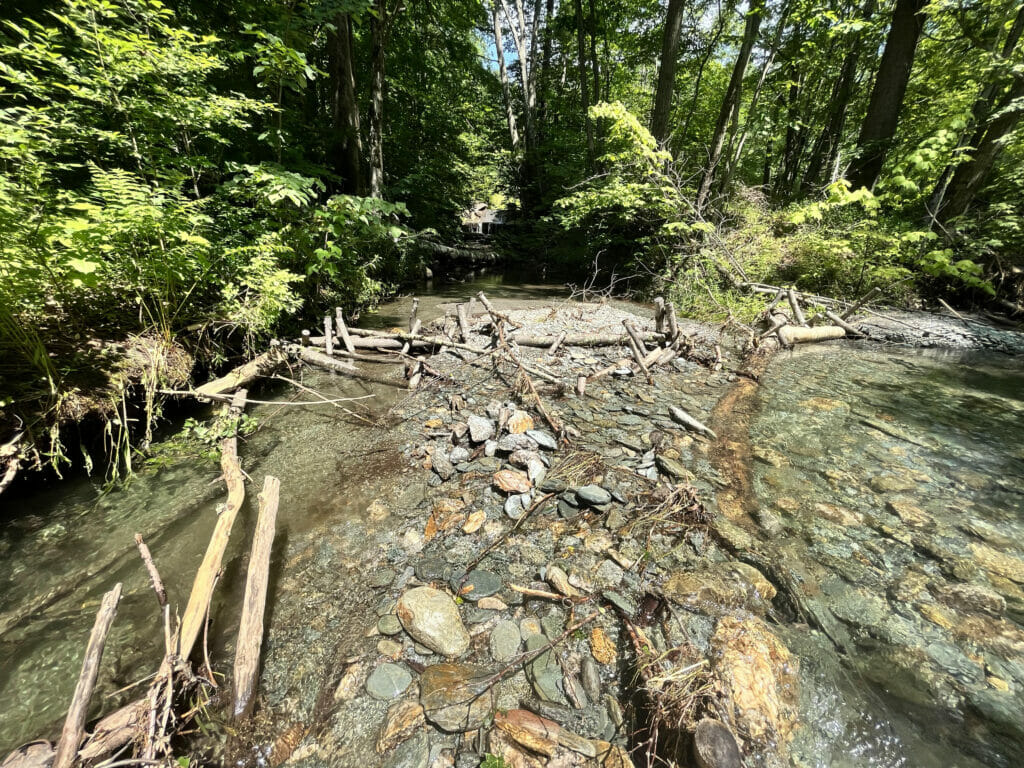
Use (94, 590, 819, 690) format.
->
(177, 390, 247, 663)
(52, 584, 122, 768)
(233, 475, 280, 719)
(777, 325, 845, 346)
(194, 350, 283, 400)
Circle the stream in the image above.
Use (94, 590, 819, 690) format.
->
(1, 278, 1022, 768)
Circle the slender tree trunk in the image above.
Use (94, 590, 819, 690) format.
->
(696, 2, 763, 212)
(588, 0, 601, 109)
(677, 3, 733, 154)
(721, 0, 793, 191)
(935, 78, 1024, 223)
(502, 0, 537, 151)
(803, 0, 878, 189)
(574, 0, 595, 169)
(650, 0, 686, 146)
(847, 0, 928, 190)
(491, 1, 520, 151)
(929, 5, 1024, 223)
(368, 0, 389, 198)
(330, 14, 363, 194)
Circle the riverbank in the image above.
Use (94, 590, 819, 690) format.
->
(2, 281, 1023, 768)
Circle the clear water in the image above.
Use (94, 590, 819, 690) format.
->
(2, 283, 1023, 767)
(750, 344, 1024, 768)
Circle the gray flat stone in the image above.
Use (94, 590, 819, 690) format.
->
(382, 730, 429, 768)
(526, 429, 558, 450)
(467, 415, 495, 443)
(460, 570, 503, 601)
(366, 663, 412, 700)
(378, 614, 403, 635)
(577, 485, 613, 506)
(489, 619, 521, 663)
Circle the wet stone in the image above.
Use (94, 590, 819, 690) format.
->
(459, 570, 503, 601)
(382, 730, 429, 768)
(489, 619, 521, 663)
(366, 663, 413, 700)
(372, 568, 398, 588)
(603, 590, 637, 616)
(576, 485, 613, 506)
(397, 587, 471, 657)
(378, 615, 403, 636)
(420, 663, 494, 732)
(580, 656, 602, 701)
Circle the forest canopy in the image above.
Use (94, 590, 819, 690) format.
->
(1, 0, 1023, 475)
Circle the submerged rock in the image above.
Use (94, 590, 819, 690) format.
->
(420, 663, 494, 732)
(397, 587, 471, 657)
(366, 663, 413, 700)
(710, 615, 799, 760)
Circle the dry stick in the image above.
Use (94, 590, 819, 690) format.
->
(477, 291, 522, 330)
(547, 331, 567, 355)
(334, 307, 356, 355)
(787, 288, 808, 326)
(160, 389, 373, 407)
(623, 319, 649, 354)
(401, 318, 421, 355)
(52, 584, 123, 768)
(666, 302, 680, 347)
(760, 313, 788, 339)
(134, 534, 167, 608)
(409, 297, 419, 332)
(408, 358, 424, 391)
(653, 297, 666, 334)
(323, 316, 334, 357)
(626, 335, 652, 384)
(477, 611, 599, 690)
(233, 475, 280, 720)
(515, 363, 565, 437)
(825, 311, 866, 337)
(456, 303, 471, 342)
(777, 324, 845, 345)
(840, 286, 882, 320)
(294, 347, 405, 388)
(301, 330, 311, 347)
(177, 390, 247, 664)
(766, 288, 786, 313)
(271, 375, 375, 424)
(575, 375, 587, 397)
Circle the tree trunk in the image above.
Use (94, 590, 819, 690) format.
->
(695, 2, 763, 212)
(677, 1, 735, 153)
(847, 0, 928, 190)
(930, 5, 1024, 223)
(721, 0, 793, 191)
(650, 0, 686, 145)
(329, 14, 363, 194)
(803, 0, 878, 189)
(935, 77, 1024, 223)
(368, 0, 391, 198)
(491, 1, 520, 151)
(502, 0, 537, 151)
(574, 0, 595, 169)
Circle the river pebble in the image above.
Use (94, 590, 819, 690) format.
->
(366, 663, 413, 700)
(397, 587, 471, 657)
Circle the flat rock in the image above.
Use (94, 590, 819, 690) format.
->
(366, 663, 413, 700)
(526, 429, 558, 450)
(397, 587, 471, 657)
(420, 663, 494, 732)
(382, 730, 429, 768)
(467, 415, 495, 443)
(576, 485, 613, 506)
(525, 633, 567, 704)
(458, 570, 503, 601)
(378, 615, 403, 635)
(490, 619, 522, 662)
(655, 455, 689, 480)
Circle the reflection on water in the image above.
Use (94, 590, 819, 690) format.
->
(750, 344, 1024, 768)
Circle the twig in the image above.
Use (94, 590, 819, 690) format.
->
(134, 534, 166, 608)
(459, 494, 555, 586)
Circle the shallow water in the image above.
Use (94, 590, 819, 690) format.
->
(750, 344, 1024, 768)
(2, 284, 1023, 766)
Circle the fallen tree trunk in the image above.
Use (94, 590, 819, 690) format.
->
(177, 390, 247, 663)
(195, 350, 283, 400)
(53, 583, 122, 768)
(512, 332, 665, 348)
(295, 346, 408, 388)
(777, 325, 845, 346)
(233, 475, 280, 719)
